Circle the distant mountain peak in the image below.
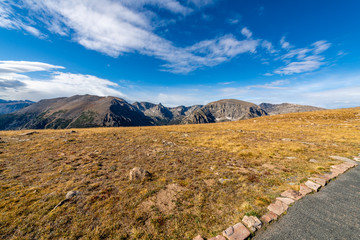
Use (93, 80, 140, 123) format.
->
(259, 102, 325, 115)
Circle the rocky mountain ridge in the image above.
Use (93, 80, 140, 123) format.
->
(0, 95, 326, 130)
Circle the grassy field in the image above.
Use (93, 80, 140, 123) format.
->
(1, 107, 359, 239)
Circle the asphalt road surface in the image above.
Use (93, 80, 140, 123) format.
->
(255, 166, 360, 240)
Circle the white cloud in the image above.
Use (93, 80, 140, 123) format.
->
(261, 40, 276, 53)
(280, 36, 292, 49)
(0, 61, 125, 101)
(0, 61, 64, 73)
(241, 27, 252, 39)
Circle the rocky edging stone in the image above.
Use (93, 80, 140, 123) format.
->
(193, 155, 358, 240)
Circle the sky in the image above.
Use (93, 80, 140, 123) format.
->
(0, 0, 359, 108)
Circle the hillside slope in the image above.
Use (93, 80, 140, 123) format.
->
(0, 95, 153, 130)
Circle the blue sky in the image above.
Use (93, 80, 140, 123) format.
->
(0, 0, 359, 108)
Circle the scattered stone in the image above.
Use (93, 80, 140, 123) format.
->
(242, 215, 262, 232)
(218, 178, 231, 184)
(66, 190, 81, 200)
(260, 212, 278, 224)
(204, 179, 216, 187)
(305, 180, 321, 192)
(308, 177, 327, 186)
(309, 159, 318, 163)
(299, 184, 313, 196)
(353, 156, 360, 162)
(267, 200, 288, 216)
(281, 189, 302, 200)
(276, 197, 295, 205)
(285, 157, 297, 160)
(129, 167, 151, 181)
(223, 222, 250, 240)
(281, 138, 293, 142)
(53, 190, 81, 211)
(19, 131, 38, 136)
(208, 235, 226, 240)
(193, 235, 204, 240)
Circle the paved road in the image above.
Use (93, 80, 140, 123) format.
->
(255, 166, 360, 240)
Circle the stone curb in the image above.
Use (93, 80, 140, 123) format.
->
(193, 156, 358, 240)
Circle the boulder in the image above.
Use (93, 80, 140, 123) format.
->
(129, 167, 151, 181)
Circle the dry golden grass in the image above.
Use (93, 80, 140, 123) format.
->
(1, 107, 360, 239)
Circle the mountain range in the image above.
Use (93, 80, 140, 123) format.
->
(0, 95, 325, 130)
(0, 99, 34, 115)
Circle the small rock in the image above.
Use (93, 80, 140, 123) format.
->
(281, 138, 293, 142)
(281, 189, 302, 200)
(66, 190, 81, 200)
(267, 200, 288, 216)
(223, 222, 250, 240)
(309, 159, 318, 163)
(308, 177, 327, 186)
(285, 157, 297, 160)
(218, 178, 231, 184)
(129, 167, 151, 181)
(276, 197, 295, 205)
(353, 156, 360, 162)
(242, 215, 262, 232)
(260, 211, 278, 224)
(193, 235, 204, 240)
(208, 235, 226, 240)
(299, 184, 313, 196)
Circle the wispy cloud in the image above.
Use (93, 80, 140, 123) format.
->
(274, 39, 331, 75)
(0, 2, 46, 38)
(0, 61, 64, 73)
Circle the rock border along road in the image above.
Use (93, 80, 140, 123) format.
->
(255, 163, 360, 240)
(193, 155, 359, 240)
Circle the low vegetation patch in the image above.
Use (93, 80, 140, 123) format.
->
(0, 108, 359, 239)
